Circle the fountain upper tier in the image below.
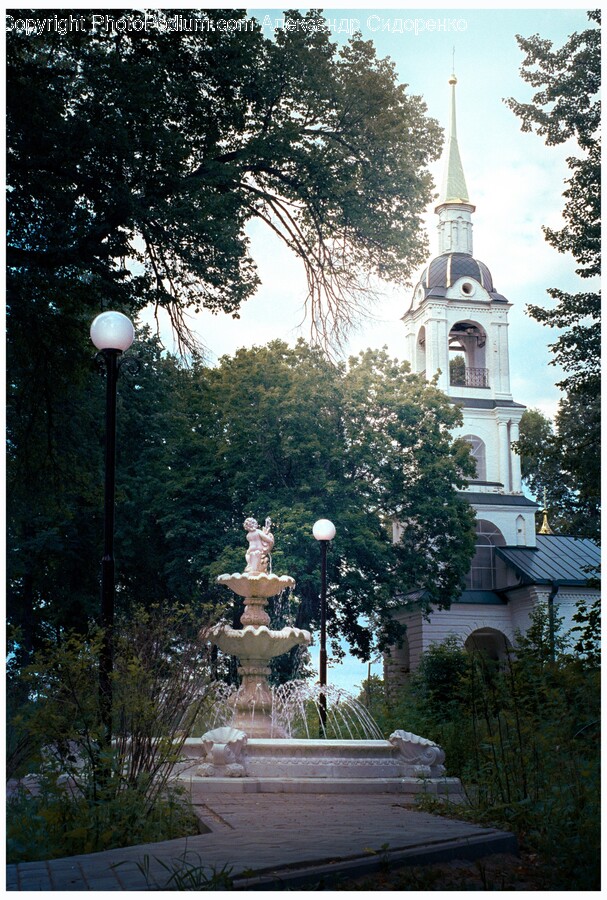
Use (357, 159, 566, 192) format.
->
(208, 622, 309, 659)
(217, 572, 294, 599)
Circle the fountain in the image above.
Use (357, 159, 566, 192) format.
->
(205, 517, 311, 738)
(179, 517, 461, 796)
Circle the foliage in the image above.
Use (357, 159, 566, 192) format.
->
(569, 595, 601, 668)
(515, 407, 599, 537)
(7, 8, 440, 358)
(120, 852, 234, 891)
(7, 337, 476, 670)
(7, 777, 198, 864)
(6, 8, 445, 661)
(371, 605, 600, 890)
(197, 341, 475, 662)
(358, 673, 385, 713)
(6, 606, 214, 862)
(506, 11, 601, 539)
(448, 355, 466, 387)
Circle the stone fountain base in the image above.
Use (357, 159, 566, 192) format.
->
(176, 729, 463, 798)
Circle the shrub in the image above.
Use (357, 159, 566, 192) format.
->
(7, 604, 215, 862)
(371, 604, 600, 890)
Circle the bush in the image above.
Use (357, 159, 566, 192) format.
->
(7, 777, 199, 863)
(6, 604, 215, 862)
(369, 605, 600, 890)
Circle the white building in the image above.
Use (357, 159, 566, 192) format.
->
(386, 75, 600, 680)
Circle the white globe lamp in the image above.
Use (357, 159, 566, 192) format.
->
(90, 311, 135, 352)
(313, 519, 336, 542)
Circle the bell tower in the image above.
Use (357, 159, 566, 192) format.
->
(401, 73, 537, 548)
(385, 71, 598, 683)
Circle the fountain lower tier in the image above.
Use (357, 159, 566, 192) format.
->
(208, 623, 311, 738)
(176, 731, 462, 797)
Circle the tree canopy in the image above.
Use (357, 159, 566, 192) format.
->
(506, 11, 600, 538)
(7, 8, 441, 355)
(6, 9, 465, 668)
(8, 337, 476, 669)
(516, 407, 598, 537)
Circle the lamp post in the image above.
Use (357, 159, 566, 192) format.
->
(90, 311, 135, 746)
(313, 518, 335, 734)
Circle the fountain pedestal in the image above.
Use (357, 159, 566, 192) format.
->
(207, 565, 311, 739)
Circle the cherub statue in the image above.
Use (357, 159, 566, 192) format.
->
(243, 516, 274, 574)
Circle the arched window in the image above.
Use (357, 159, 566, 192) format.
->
(449, 321, 488, 387)
(462, 434, 487, 481)
(416, 326, 426, 374)
(464, 628, 512, 662)
(465, 520, 505, 590)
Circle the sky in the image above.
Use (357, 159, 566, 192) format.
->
(143, 4, 599, 691)
(140, 3, 595, 427)
(4, 2, 596, 695)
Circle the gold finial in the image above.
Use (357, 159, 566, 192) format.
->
(538, 489, 554, 535)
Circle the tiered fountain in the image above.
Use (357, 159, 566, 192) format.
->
(207, 517, 310, 739)
(180, 517, 460, 796)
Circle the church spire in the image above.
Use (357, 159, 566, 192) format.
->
(438, 73, 470, 205)
(435, 71, 475, 255)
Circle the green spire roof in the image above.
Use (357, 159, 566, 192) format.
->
(438, 75, 470, 205)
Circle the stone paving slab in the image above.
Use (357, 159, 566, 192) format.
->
(7, 792, 517, 891)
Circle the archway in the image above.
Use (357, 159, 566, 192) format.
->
(449, 320, 488, 387)
(464, 627, 512, 662)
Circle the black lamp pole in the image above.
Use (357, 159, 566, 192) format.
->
(313, 519, 335, 736)
(99, 348, 120, 746)
(91, 311, 134, 749)
(319, 538, 328, 733)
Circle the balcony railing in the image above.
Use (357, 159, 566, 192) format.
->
(450, 366, 490, 388)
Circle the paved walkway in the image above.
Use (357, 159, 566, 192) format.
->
(7, 791, 516, 891)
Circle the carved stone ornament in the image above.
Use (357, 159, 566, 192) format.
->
(197, 727, 248, 777)
(389, 730, 446, 777)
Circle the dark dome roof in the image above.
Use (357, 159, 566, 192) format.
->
(420, 253, 495, 292)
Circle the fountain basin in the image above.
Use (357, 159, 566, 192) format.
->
(217, 572, 295, 598)
(209, 624, 311, 659)
(177, 733, 462, 797)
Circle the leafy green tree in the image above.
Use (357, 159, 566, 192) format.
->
(7, 10, 446, 659)
(7, 8, 441, 357)
(8, 336, 475, 669)
(515, 407, 598, 536)
(506, 11, 600, 538)
(192, 341, 476, 662)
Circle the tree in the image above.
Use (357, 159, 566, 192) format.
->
(506, 11, 600, 538)
(8, 337, 476, 668)
(7, 11, 446, 657)
(7, 9, 441, 355)
(175, 341, 476, 663)
(515, 407, 598, 537)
